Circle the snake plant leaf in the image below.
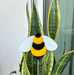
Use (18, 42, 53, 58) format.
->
(47, 0, 61, 75)
(19, 55, 24, 73)
(45, 51, 52, 75)
(62, 42, 66, 55)
(51, 50, 74, 75)
(26, 1, 47, 75)
(30, 1, 44, 36)
(21, 55, 31, 75)
(26, 3, 31, 36)
(47, 0, 61, 41)
(26, 3, 30, 24)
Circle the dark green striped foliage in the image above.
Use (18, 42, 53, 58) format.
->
(47, 0, 60, 41)
(26, 3, 30, 25)
(30, 2, 42, 35)
(47, 0, 61, 74)
(26, 3, 31, 36)
(51, 50, 74, 75)
(62, 42, 66, 55)
(46, 51, 51, 74)
(49, 0, 58, 40)
(19, 55, 24, 73)
(21, 55, 31, 75)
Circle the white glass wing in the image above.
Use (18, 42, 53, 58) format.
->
(20, 36, 34, 52)
(42, 35, 58, 51)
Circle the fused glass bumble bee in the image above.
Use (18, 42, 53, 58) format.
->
(20, 32, 58, 60)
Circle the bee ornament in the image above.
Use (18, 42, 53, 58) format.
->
(20, 32, 58, 60)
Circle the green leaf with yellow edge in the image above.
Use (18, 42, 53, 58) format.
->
(19, 55, 24, 73)
(30, 1, 44, 36)
(51, 50, 74, 75)
(26, 3, 30, 24)
(47, 0, 60, 41)
(26, 3, 31, 36)
(21, 54, 31, 75)
(47, 0, 61, 75)
(62, 42, 66, 55)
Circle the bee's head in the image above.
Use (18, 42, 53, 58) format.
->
(35, 32, 41, 38)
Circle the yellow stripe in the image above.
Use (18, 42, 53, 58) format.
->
(33, 36, 43, 44)
(31, 46, 46, 57)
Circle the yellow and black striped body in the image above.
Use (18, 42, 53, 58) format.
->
(31, 33, 46, 59)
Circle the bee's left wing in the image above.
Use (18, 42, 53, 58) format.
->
(20, 36, 34, 52)
(42, 35, 58, 51)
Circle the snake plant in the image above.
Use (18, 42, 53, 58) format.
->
(19, 0, 74, 75)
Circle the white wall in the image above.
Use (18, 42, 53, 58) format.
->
(0, 0, 28, 75)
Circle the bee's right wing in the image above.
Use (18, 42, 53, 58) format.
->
(42, 35, 58, 51)
(20, 36, 34, 52)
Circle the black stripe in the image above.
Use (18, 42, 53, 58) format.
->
(35, 32, 41, 38)
(32, 42, 45, 50)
